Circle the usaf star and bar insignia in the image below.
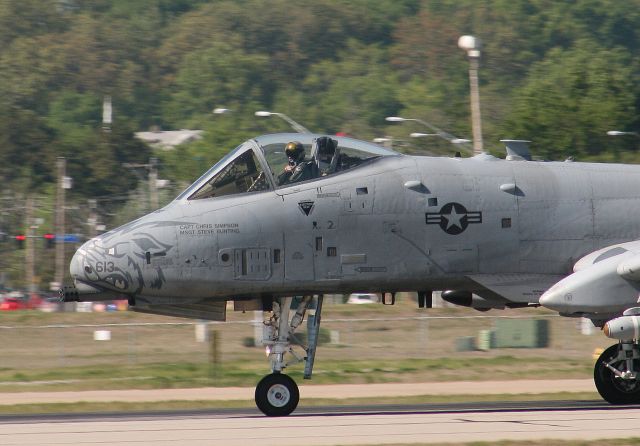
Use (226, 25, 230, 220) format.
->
(425, 202, 482, 235)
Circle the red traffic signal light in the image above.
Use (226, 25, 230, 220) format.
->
(15, 234, 26, 249)
(43, 233, 56, 248)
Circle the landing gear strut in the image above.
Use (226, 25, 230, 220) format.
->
(254, 295, 323, 416)
(594, 342, 640, 404)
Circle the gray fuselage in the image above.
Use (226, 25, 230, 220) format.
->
(70, 145, 640, 308)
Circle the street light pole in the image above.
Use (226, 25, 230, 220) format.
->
(458, 35, 484, 155)
(255, 111, 311, 134)
(385, 116, 473, 153)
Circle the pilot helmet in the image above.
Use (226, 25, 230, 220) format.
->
(284, 141, 305, 163)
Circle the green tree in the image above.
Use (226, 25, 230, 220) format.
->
(0, 0, 69, 48)
(163, 41, 273, 128)
(503, 40, 639, 160)
(295, 41, 401, 138)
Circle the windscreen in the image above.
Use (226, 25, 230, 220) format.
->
(175, 142, 250, 200)
(257, 133, 398, 188)
(188, 149, 268, 200)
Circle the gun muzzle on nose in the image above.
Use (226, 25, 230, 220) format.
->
(58, 281, 119, 302)
(58, 285, 80, 302)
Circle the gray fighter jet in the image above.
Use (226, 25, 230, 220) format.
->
(61, 133, 640, 415)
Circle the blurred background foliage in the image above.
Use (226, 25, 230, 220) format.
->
(1, 0, 640, 251)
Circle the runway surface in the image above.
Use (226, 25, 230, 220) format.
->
(0, 379, 595, 404)
(2, 400, 640, 446)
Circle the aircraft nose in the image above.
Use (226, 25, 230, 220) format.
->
(70, 240, 92, 282)
(69, 249, 82, 280)
(538, 286, 568, 312)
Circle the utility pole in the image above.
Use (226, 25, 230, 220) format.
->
(123, 158, 160, 212)
(87, 199, 98, 239)
(25, 196, 35, 292)
(0, 192, 9, 287)
(55, 157, 66, 289)
(149, 157, 158, 211)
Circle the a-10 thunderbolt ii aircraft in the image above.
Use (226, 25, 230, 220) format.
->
(61, 132, 640, 415)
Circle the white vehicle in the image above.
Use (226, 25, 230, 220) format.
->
(347, 293, 379, 304)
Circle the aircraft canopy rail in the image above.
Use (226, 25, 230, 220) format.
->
(176, 133, 398, 201)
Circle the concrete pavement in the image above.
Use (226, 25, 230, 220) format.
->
(0, 379, 596, 405)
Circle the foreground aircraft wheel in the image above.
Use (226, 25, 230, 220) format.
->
(594, 344, 640, 404)
(255, 373, 299, 416)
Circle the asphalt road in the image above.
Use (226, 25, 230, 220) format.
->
(1, 400, 639, 445)
(0, 380, 609, 445)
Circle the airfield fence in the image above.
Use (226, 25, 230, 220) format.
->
(0, 311, 611, 384)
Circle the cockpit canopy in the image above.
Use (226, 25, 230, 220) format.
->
(177, 133, 398, 201)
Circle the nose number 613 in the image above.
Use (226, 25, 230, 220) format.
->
(95, 261, 115, 273)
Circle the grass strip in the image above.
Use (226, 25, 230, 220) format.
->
(0, 355, 595, 392)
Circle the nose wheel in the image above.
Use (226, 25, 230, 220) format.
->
(255, 373, 299, 416)
(594, 343, 640, 404)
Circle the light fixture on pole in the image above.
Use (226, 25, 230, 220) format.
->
(373, 137, 393, 149)
(409, 132, 438, 138)
(410, 132, 472, 145)
(458, 35, 484, 155)
(385, 116, 472, 153)
(607, 130, 640, 137)
(255, 110, 310, 134)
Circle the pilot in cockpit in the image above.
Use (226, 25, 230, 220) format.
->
(277, 141, 315, 186)
(315, 136, 339, 176)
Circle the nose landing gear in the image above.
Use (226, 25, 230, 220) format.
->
(594, 342, 640, 404)
(254, 295, 323, 416)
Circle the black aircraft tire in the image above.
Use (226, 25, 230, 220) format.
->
(594, 344, 640, 404)
(255, 373, 299, 416)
